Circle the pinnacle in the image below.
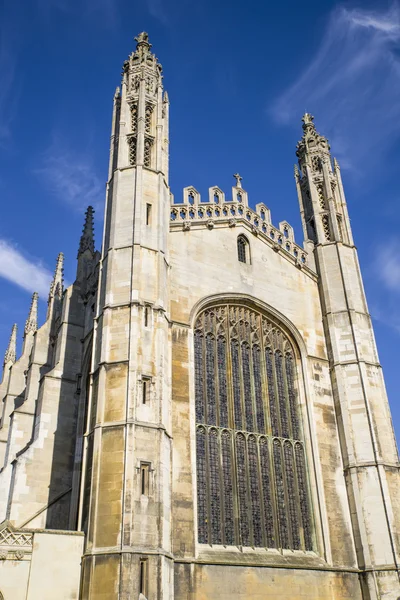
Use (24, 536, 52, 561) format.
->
(4, 324, 17, 366)
(24, 292, 38, 336)
(78, 206, 95, 257)
(302, 112, 314, 126)
(301, 112, 316, 133)
(49, 252, 64, 300)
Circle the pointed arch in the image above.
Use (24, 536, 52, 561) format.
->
(193, 299, 315, 551)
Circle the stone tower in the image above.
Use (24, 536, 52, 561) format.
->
(295, 114, 400, 598)
(79, 32, 172, 598)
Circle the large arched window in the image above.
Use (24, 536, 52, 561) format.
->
(194, 302, 313, 550)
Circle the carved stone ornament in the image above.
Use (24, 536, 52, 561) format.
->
(295, 258, 303, 269)
(183, 221, 191, 231)
(207, 219, 214, 229)
(14, 550, 24, 560)
(131, 75, 140, 92)
(251, 224, 259, 236)
(273, 242, 280, 252)
(0, 551, 7, 560)
(228, 218, 236, 228)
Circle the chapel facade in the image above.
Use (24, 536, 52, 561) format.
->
(0, 32, 399, 600)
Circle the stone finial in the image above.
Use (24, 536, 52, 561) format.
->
(163, 91, 169, 104)
(78, 206, 95, 257)
(49, 253, 64, 301)
(233, 173, 242, 188)
(24, 292, 38, 336)
(302, 113, 315, 128)
(4, 324, 17, 366)
(294, 164, 300, 178)
(334, 157, 340, 171)
(135, 31, 151, 49)
(114, 86, 121, 100)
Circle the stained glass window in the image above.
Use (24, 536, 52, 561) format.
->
(221, 430, 234, 545)
(196, 427, 207, 543)
(194, 303, 314, 551)
(209, 429, 222, 543)
(217, 337, 228, 428)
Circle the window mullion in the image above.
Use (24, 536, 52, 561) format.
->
(261, 326, 280, 547)
(260, 320, 273, 436)
(268, 437, 281, 548)
(218, 429, 226, 545)
(202, 316, 207, 425)
(289, 439, 305, 550)
(271, 350, 283, 438)
(205, 426, 211, 544)
(225, 310, 240, 544)
(238, 342, 247, 432)
(282, 353, 294, 440)
(248, 338, 257, 434)
(273, 438, 288, 549)
(215, 334, 220, 427)
(282, 440, 295, 549)
(256, 437, 268, 547)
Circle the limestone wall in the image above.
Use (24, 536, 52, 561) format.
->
(168, 220, 359, 595)
(0, 526, 83, 600)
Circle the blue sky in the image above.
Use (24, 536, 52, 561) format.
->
(1, 0, 400, 439)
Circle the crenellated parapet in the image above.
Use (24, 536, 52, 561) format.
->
(170, 178, 308, 267)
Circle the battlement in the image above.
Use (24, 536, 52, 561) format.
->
(170, 184, 308, 267)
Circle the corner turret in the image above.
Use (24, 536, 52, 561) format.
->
(295, 114, 400, 598)
(294, 114, 352, 247)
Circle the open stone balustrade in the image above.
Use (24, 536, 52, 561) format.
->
(170, 186, 308, 267)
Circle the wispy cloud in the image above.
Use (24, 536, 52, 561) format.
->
(369, 239, 400, 334)
(36, 0, 118, 27)
(145, 0, 170, 26)
(374, 240, 400, 293)
(34, 137, 103, 211)
(0, 240, 53, 297)
(0, 4, 23, 146)
(271, 3, 400, 171)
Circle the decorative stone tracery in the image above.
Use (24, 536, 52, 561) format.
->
(194, 303, 314, 551)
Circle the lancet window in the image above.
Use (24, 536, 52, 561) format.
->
(194, 303, 313, 551)
(237, 235, 249, 264)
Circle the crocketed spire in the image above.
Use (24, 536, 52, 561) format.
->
(49, 253, 64, 301)
(78, 206, 95, 257)
(47, 253, 64, 320)
(4, 324, 17, 366)
(24, 292, 38, 336)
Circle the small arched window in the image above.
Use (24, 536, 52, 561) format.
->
(194, 303, 314, 551)
(237, 235, 249, 264)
